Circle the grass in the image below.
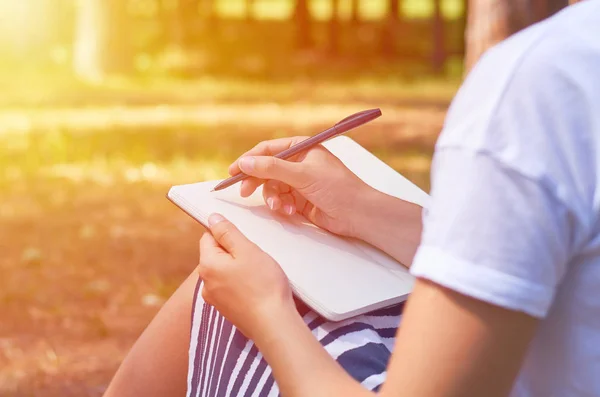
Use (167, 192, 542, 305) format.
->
(0, 75, 448, 394)
(0, 101, 442, 186)
(0, 71, 460, 108)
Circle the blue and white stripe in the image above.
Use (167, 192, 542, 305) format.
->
(187, 279, 403, 397)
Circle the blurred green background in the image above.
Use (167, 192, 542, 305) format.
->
(1, 0, 560, 395)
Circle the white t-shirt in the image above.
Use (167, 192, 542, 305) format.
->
(410, 2, 600, 396)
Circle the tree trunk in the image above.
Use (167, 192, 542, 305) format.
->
(157, 0, 170, 46)
(382, 0, 401, 58)
(73, 0, 104, 80)
(73, 0, 131, 81)
(432, 0, 445, 73)
(294, 0, 313, 50)
(198, 0, 217, 27)
(246, 0, 255, 21)
(458, 0, 468, 57)
(328, 0, 341, 56)
(464, 0, 569, 73)
(176, 0, 199, 48)
(350, 0, 360, 24)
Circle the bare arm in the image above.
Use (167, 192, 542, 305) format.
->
(351, 188, 423, 267)
(103, 272, 198, 397)
(252, 279, 537, 397)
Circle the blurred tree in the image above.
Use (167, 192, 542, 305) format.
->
(294, 0, 313, 50)
(73, 0, 131, 80)
(350, 0, 360, 24)
(458, 0, 468, 58)
(197, 0, 217, 27)
(245, 0, 255, 21)
(176, 0, 199, 48)
(432, 0, 445, 73)
(382, 0, 401, 57)
(465, 0, 569, 72)
(157, 0, 173, 49)
(328, 0, 341, 56)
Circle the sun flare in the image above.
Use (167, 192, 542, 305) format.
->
(0, 0, 50, 51)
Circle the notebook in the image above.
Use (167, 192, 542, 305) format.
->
(167, 136, 430, 321)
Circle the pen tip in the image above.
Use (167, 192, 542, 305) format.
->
(210, 189, 215, 192)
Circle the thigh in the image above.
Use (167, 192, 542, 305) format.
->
(105, 272, 198, 397)
(187, 279, 404, 397)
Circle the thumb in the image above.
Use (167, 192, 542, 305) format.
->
(238, 156, 310, 190)
(208, 214, 252, 255)
(199, 231, 226, 258)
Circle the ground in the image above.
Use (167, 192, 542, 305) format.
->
(0, 79, 451, 396)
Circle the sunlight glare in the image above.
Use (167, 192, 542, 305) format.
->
(0, 0, 45, 49)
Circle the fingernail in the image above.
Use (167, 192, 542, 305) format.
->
(284, 205, 294, 215)
(208, 213, 225, 226)
(239, 157, 255, 173)
(267, 197, 275, 210)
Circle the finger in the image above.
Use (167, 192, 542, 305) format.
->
(208, 213, 252, 256)
(279, 193, 296, 216)
(197, 233, 227, 279)
(199, 232, 226, 256)
(240, 177, 264, 198)
(228, 137, 309, 175)
(228, 136, 310, 176)
(238, 156, 311, 190)
(263, 180, 291, 195)
(291, 189, 309, 215)
(263, 180, 283, 211)
(277, 181, 292, 194)
(302, 201, 318, 224)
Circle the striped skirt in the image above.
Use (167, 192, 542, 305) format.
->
(187, 280, 403, 397)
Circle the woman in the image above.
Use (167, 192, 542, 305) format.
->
(105, 2, 600, 396)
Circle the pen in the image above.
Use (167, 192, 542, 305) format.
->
(211, 108, 382, 192)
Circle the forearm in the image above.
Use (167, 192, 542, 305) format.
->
(352, 188, 423, 267)
(253, 306, 373, 397)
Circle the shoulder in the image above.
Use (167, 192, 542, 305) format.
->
(443, 2, 600, 146)
(436, 3, 600, 215)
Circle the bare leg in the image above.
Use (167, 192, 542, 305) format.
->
(104, 272, 198, 397)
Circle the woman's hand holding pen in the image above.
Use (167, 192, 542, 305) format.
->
(228, 136, 372, 238)
(228, 136, 424, 266)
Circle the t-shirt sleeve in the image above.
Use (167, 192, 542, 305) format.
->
(409, 26, 598, 318)
(411, 149, 574, 318)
